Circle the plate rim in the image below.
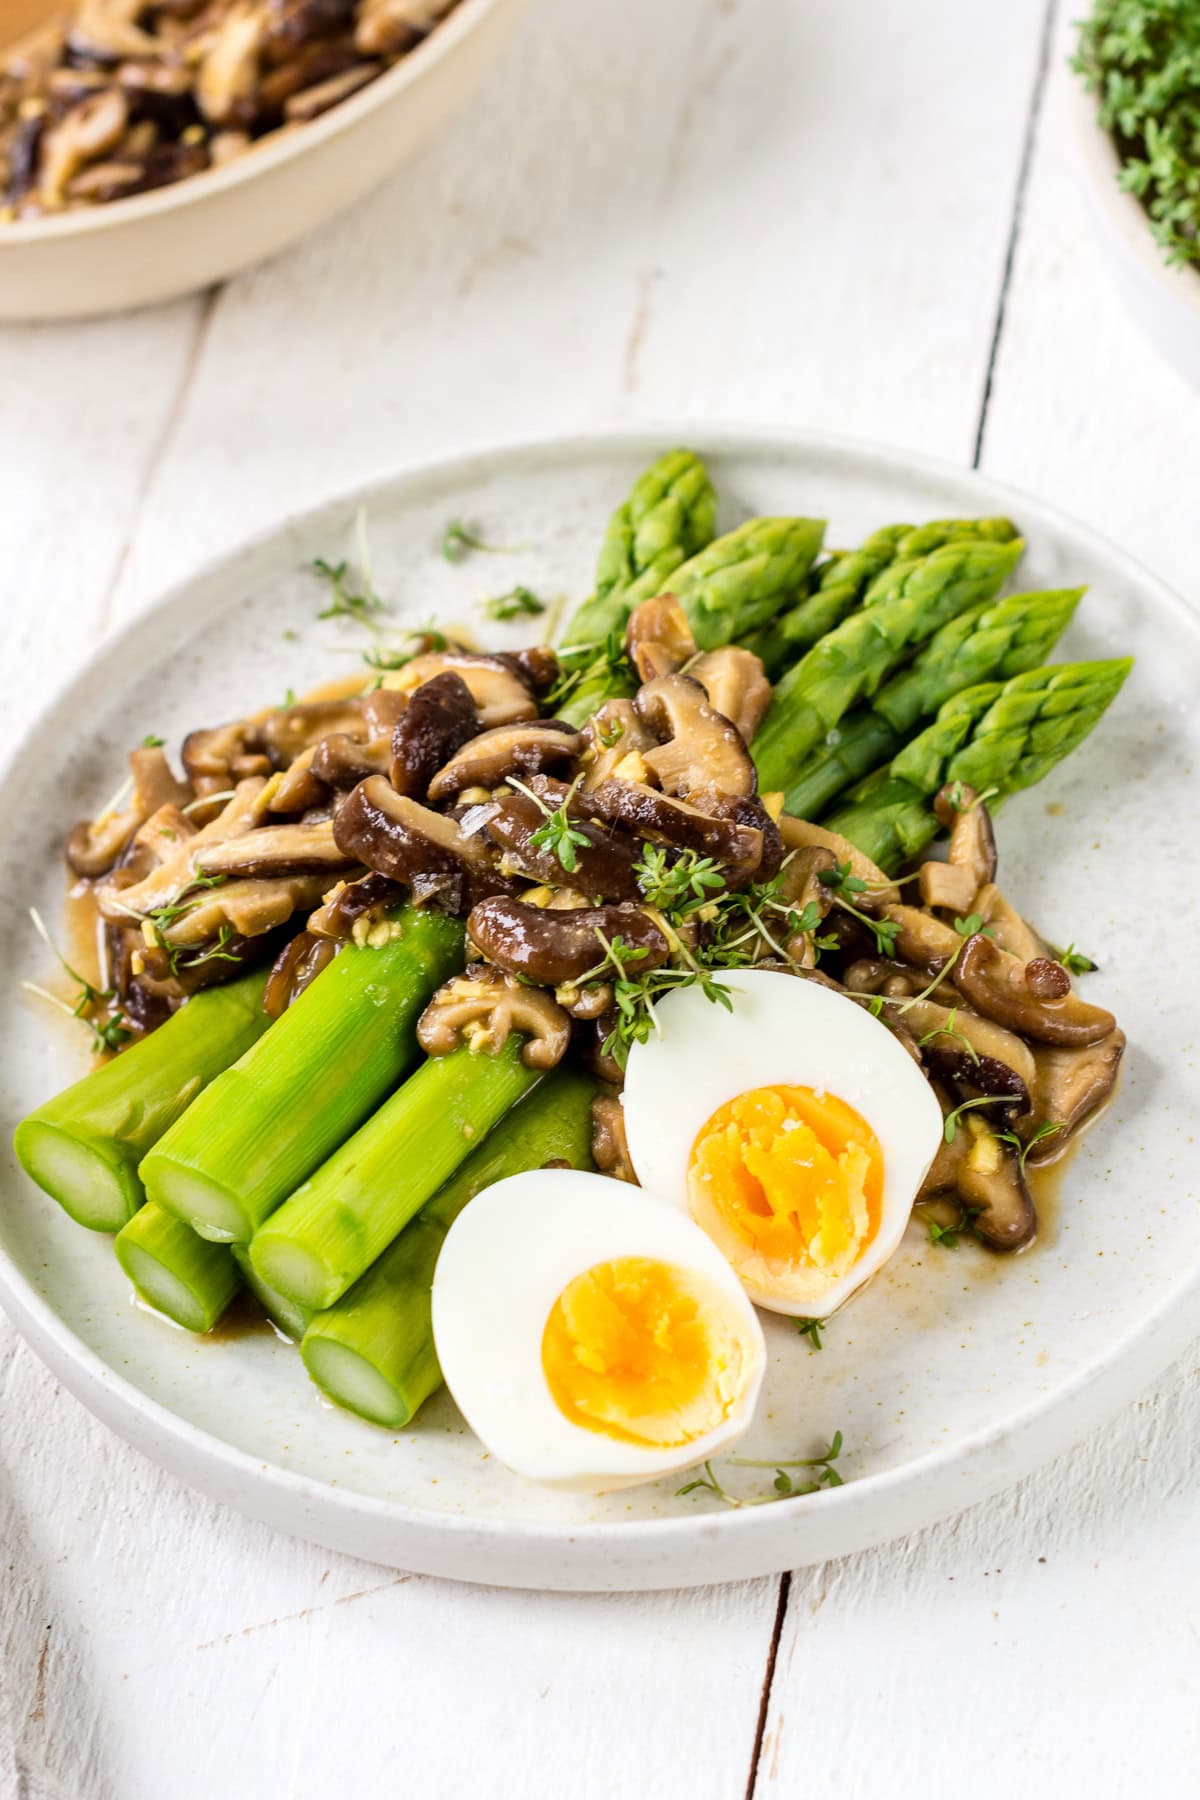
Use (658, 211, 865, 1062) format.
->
(3, 420, 1198, 1588)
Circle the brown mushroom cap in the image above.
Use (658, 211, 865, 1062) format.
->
(635, 673, 756, 801)
(584, 778, 765, 879)
(388, 671, 479, 800)
(427, 720, 582, 804)
(778, 844, 836, 967)
(886, 995, 1038, 1090)
(954, 933, 1116, 1047)
(689, 646, 772, 744)
(307, 869, 408, 940)
(972, 883, 1050, 963)
(193, 817, 356, 879)
(483, 786, 644, 903)
(779, 814, 900, 907)
(333, 775, 512, 910)
(1029, 1029, 1125, 1157)
(416, 963, 570, 1070)
(921, 1119, 1037, 1253)
(624, 594, 697, 684)
(468, 896, 669, 987)
(263, 929, 339, 1019)
(920, 784, 998, 913)
(591, 1092, 635, 1182)
(580, 700, 656, 791)
(381, 652, 538, 727)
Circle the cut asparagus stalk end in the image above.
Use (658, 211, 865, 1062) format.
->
(114, 1202, 238, 1334)
(147, 1164, 251, 1244)
(14, 1120, 141, 1232)
(302, 1336, 425, 1431)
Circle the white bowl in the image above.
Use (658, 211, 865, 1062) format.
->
(1071, 80, 1200, 387)
(1, 427, 1197, 1591)
(0, 0, 527, 323)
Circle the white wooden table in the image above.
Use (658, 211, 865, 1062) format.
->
(2, 2, 1198, 1794)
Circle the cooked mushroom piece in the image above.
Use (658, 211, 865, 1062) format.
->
(584, 778, 765, 880)
(689, 646, 772, 744)
(306, 869, 408, 940)
(1029, 1029, 1125, 1158)
(38, 85, 129, 204)
(192, 817, 357, 879)
(919, 1119, 1037, 1253)
(267, 745, 330, 812)
(972, 883, 1050, 963)
(880, 904, 963, 974)
(427, 720, 582, 804)
(128, 745, 191, 815)
(624, 594, 697, 683)
(777, 844, 836, 967)
(256, 696, 368, 767)
(66, 806, 140, 879)
(195, 1, 265, 126)
(779, 814, 900, 907)
(919, 783, 998, 913)
(355, 0, 456, 56)
(579, 700, 656, 791)
(263, 929, 339, 1019)
(888, 994, 1038, 1089)
(333, 775, 512, 909)
(591, 1092, 635, 1183)
(182, 720, 272, 793)
(920, 1043, 1032, 1126)
(388, 670, 478, 799)
(467, 896, 669, 987)
(635, 674, 756, 801)
(382, 652, 538, 727)
(416, 963, 570, 1070)
(954, 933, 1116, 1047)
(483, 787, 644, 904)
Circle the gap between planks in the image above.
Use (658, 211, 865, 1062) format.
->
(745, 5, 1060, 1786)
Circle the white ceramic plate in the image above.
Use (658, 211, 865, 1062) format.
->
(0, 0, 527, 322)
(1, 428, 1197, 1592)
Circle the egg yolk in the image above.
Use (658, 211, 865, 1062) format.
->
(541, 1256, 751, 1447)
(688, 1085, 884, 1281)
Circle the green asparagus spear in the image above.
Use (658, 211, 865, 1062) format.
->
(14, 968, 270, 1233)
(232, 1246, 312, 1343)
(745, 525, 910, 679)
(751, 536, 1025, 794)
(115, 1202, 238, 1334)
(780, 587, 1082, 819)
(558, 514, 826, 724)
(249, 1036, 541, 1313)
(300, 1070, 597, 1430)
(823, 658, 1133, 870)
(141, 906, 464, 1244)
(559, 450, 717, 668)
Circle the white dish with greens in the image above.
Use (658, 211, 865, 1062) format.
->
(1, 429, 1196, 1591)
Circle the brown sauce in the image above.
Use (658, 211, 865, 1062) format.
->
(203, 1289, 273, 1344)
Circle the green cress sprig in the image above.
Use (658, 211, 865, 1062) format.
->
(24, 908, 132, 1056)
(677, 1432, 845, 1507)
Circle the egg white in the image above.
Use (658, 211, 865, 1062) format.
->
(431, 1168, 766, 1493)
(622, 969, 943, 1316)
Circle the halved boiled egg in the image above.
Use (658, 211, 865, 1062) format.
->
(623, 970, 942, 1318)
(431, 1168, 766, 1492)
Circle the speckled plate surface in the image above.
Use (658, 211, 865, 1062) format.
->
(0, 428, 1196, 1591)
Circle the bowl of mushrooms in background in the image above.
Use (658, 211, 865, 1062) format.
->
(0, 0, 529, 321)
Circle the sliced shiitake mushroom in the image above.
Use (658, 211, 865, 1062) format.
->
(880, 904, 962, 974)
(918, 783, 997, 914)
(889, 996, 1038, 1091)
(624, 594, 697, 684)
(954, 934, 1115, 1047)
(193, 817, 356, 879)
(591, 1092, 635, 1182)
(779, 814, 900, 907)
(920, 1117, 1037, 1253)
(689, 646, 772, 744)
(263, 929, 339, 1019)
(416, 963, 570, 1070)
(580, 699, 656, 790)
(307, 869, 407, 940)
(972, 883, 1050, 964)
(483, 786, 643, 904)
(1028, 1029, 1125, 1159)
(777, 843, 836, 967)
(382, 652, 537, 728)
(388, 670, 478, 800)
(467, 896, 668, 987)
(584, 778, 765, 879)
(333, 775, 512, 910)
(427, 719, 581, 804)
(635, 674, 756, 801)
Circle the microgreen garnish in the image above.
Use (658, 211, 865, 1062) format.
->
(141, 733, 165, 748)
(818, 860, 900, 955)
(313, 556, 383, 624)
(635, 844, 725, 913)
(480, 585, 545, 622)
(918, 1204, 983, 1249)
(279, 688, 296, 710)
(941, 1094, 1006, 1145)
(945, 781, 1000, 814)
(995, 1120, 1065, 1174)
(596, 719, 624, 748)
(676, 1432, 845, 1507)
(24, 908, 131, 1056)
(915, 1005, 981, 1064)
(361, 628, 448, 673)
(545, 628, 635, 710)
(1056, 942, 1097, 977)
(795, 1316, 826, 1351)
(510, 777, 590, 876)
(441, 519, 515, 563)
